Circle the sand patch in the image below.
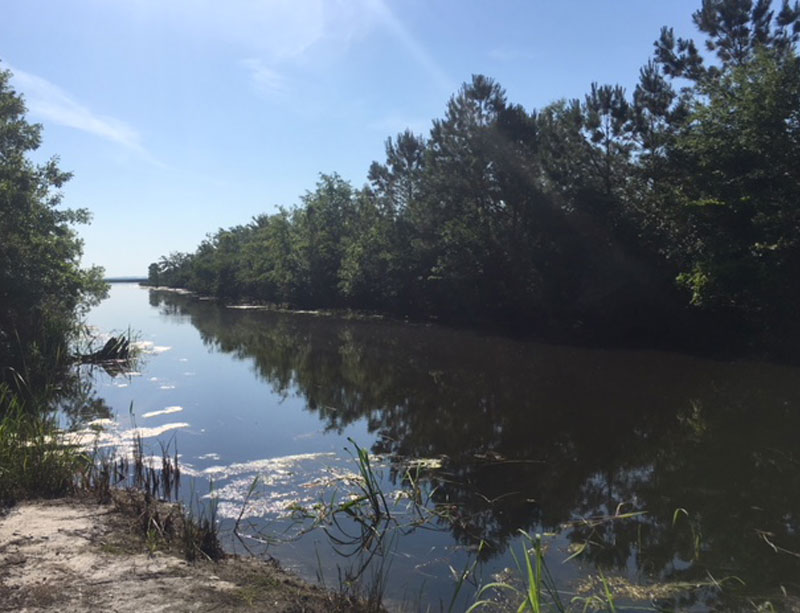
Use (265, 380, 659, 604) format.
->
(0, 500, 233, 612)
(0, 499, 372, 612)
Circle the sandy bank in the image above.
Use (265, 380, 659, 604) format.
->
(0, 499, 365, 612)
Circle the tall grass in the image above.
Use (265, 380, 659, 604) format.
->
(0, 383, 88, 505)
(0, 378, 224, 564)
(89, 427, 224, 562)
(467, 531, 570, 613)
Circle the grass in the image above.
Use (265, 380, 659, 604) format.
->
(0, 328, 141, 505)
(0, 383, 90, 505)
(0, 342, 392, 611)
(464, 531, 642, 613)
(245, 441, 661, 613)
(0, 379, 225, 564)
(234, 572, 280, 606)
(88, 428, 225, 562)
(467, 531, 571, 613)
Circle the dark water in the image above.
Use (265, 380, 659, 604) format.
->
(82, 283, 800, 611)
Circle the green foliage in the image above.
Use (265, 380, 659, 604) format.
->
(147, 262, 161, 286)
(147, 0, 800, 351)
(669, 49, 800, 319)
(0, 65, 107, 384)
(0, 384, 88, 504)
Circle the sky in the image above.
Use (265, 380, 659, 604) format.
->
(2, 0, 700, 276)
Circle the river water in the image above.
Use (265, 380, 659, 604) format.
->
(80, 282, 800, 611)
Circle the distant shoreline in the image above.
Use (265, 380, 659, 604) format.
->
(105, 277, 147, 283)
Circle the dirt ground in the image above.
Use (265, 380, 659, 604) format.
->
(0, 499, 365, 612)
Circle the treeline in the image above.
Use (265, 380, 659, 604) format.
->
(0, 65, 107, 395)
(149, 1, 800, 349)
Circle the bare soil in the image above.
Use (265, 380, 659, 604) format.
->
(0, 498, 369, 612)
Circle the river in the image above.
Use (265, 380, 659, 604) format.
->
(78, 282, 800, 611)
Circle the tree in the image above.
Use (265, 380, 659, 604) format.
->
(155, 251, 193, 288)
(0, 65, 107, 386)
(0, 67, 107, 375)
(646, 1, 800, 332)
(338, 188, 399, 309)
(147, 263, 161, 286)
(367, 129, 427, 216)
(145, 0, 800, 351)
(671, 49, 800, 318)
(654, 0, 800, 81)
(421, 75, 547, 320)
(367, 130, 429, 312)
(292, 174, 356, 307)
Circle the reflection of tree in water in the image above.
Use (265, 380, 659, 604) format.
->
(55, 369, 114, 429)
(153, 290, 800, 606)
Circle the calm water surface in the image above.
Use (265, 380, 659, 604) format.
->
(81, 283, 800, 610)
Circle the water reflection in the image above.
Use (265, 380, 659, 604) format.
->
(56, 371, 114, 429)
(151, 289, 800, 608)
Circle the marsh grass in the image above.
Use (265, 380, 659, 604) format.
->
(180, 479, 224, 561)
(93, 429, 224, 562)
(269, 442, 757, 613)
(232, 439, 423, 611)
(0, 378, 224, 564)
(0, 383, 89, 505)
(467, 531, 569, 613)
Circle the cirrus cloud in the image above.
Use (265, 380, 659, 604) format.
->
(10, 66, 143, 152)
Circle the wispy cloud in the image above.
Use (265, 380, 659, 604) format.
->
(241, 58, 289, 97)
(10, 67, 145, 153)
(116, 0, 452, 98)
(123, 0, 333, 61)
(363, 0, 454, 93)
(120, 0, 375, 102)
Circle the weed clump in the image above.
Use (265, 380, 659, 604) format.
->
(0, 384, 89, 506)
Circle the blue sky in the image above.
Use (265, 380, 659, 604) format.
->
(2, 0, 699, 276)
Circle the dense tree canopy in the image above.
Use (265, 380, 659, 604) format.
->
(0, 66, 107, 388)
(149, 0, 800, 353)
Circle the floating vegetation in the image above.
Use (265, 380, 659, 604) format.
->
(131, 340, 172, 355)
(198, 452, 341, 519)
(575, 574, 737, 603)
(63, 419, 190, 453)
(402, 456, 444, 470)
(142, 406, 184, 419)
(216, 439, 469, 609)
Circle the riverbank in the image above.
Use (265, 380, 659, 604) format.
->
(142, 283, 796, 363)
(143, 284, 393, 322)
(0, 495, 379, 612)
(0, 381, 383, 612)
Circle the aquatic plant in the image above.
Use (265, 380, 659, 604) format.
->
(467, 531, 568, 613)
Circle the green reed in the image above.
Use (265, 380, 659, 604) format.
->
(0, 382, 89, 505)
